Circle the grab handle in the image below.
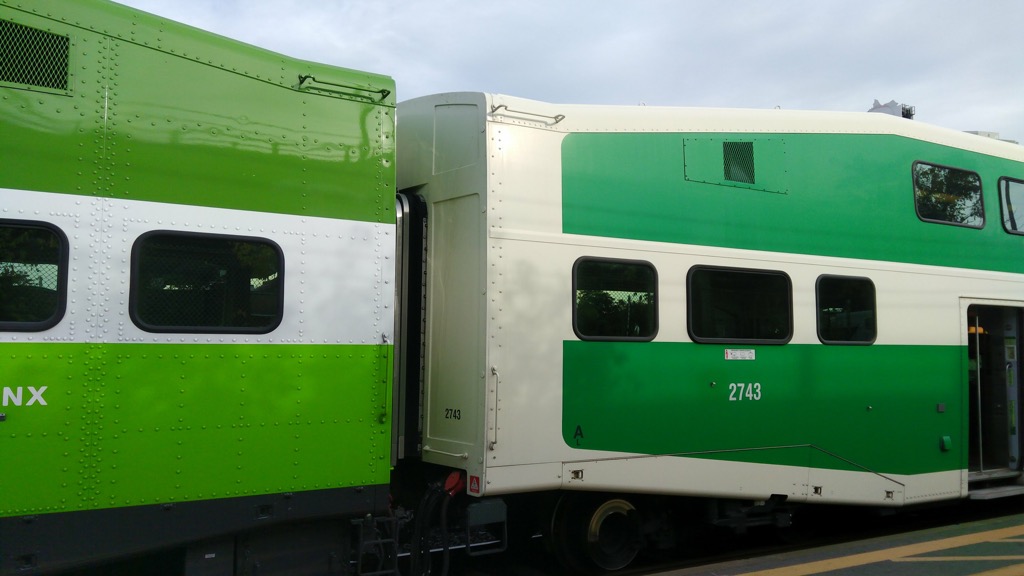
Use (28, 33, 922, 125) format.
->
(297, 75, 391, 102)
(490, 104, 564, 124)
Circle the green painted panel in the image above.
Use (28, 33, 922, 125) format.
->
(563, 341, 965, 476)
(0, 1, 395, 224)
(0, 342, 391, 517)
(562, 132, 1024, 273)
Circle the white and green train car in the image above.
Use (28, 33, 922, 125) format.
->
(397, 92, 1024, 571)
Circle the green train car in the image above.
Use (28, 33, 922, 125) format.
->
(1, 0, 396, 573)
(4, 1, 1024, 575)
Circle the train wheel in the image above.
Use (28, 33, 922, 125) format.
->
(585, 498, 641, 571)
(549, 495, 642, 573)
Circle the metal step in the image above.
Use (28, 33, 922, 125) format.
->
(968, 469, 1021, 484)
(353, 516, 399, 576)
(968, 485, 1024, 500)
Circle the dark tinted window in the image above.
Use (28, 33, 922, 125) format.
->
(1000, 177, 1024, 234)
(913, 162, 984, 228)
(816, 275, 876, 344)
(131, 232, 283, 333)
(687, 266, 791, 343)
(573, 258, 657, 341)
(0, 221, 67, 331)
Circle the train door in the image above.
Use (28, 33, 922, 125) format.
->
(394, 193, 428, 464)
(965, 303, 1024, 497)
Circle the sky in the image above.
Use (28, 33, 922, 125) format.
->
(113, 0, 1024, 144)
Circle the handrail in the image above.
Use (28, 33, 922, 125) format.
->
(489, 366, 500, 450)
(489, 104, 564, 124)
(296, 75, 391, 102)
(423, 445, 469, 460)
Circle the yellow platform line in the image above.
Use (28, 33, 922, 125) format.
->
(892, 556, 1024, 561)
(736, 524, 1024, 576)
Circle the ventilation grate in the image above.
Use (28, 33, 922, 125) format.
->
(723, 141, 755, 184)
(0, 19, 70, 91)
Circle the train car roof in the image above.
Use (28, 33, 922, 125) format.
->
(2, 0, 395, 106)
(402, 92, 1024, 162)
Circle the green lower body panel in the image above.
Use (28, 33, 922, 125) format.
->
(563, 341, 964, 476)
(1, 342, 392, 517)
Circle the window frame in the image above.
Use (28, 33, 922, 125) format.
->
(999, 177, 1024, 235)
(572, 256, 658, 342)
(0, 219, 69, 332)
(686, 265, 793, 345)
(912, 161, 985, 229)
(815, 274, 877, 345)
(129, 230, 285, 334)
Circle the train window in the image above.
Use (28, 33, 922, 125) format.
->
(0, 221, 68, 331)
(999, 178, 1024, 235)
(913, 162, 984, 228)
(816, 275, 876, 344)
(130, 231, 284, 333)
(573, 257, 657, 341)
(687, 266, 791, 344)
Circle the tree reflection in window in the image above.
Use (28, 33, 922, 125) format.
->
(913, 162, 984, 228)
(573, 258, 657, 341)
(0, 221, 66, 329)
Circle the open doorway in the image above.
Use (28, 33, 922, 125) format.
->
(966, 304, 1022, 482)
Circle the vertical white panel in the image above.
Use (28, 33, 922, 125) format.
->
(424, 194, 484, 455)
(433, 104, 480, 175)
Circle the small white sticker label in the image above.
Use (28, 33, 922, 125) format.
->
(725, 349, 755, 360)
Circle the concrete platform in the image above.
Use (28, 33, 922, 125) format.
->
(666, 512, 1024, 576)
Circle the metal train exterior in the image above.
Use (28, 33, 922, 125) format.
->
(2, 1, 1024, 574)
(397, 93, 1024, 568)
(1, 1, 396, 573)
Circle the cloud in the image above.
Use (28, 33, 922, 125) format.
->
(114, 0, 1024, 143)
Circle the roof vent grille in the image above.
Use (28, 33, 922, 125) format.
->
(0, 19, 70, 92)
(723, 141, 755, 184)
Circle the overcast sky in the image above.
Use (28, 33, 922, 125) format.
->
(114, 1, 1023, 144)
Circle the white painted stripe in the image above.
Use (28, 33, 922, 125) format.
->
(485, 227, 1024, 347)
(483, 450, 963, 503)
(0, 188, 395, 345)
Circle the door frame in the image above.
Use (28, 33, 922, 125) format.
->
(960, 298, 1023, 485)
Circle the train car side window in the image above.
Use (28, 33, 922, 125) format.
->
(913, 162, 984, 228)
(687, 266, 791, 344)
(0, 220, 68, 331)
(130, 231, 284, 334)
(572, 257, 657, 341)
(816, 275, 876, 344)
(999, 177, 1024, 234)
